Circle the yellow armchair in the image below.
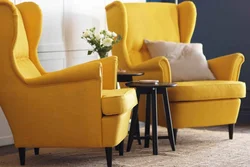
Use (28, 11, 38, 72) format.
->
(0, 1, 137, 166)
(106, 1, 246, 141)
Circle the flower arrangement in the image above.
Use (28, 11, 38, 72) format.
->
(81, 27, 122, 58)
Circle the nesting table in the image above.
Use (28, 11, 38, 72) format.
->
(126, 81, 176, 155)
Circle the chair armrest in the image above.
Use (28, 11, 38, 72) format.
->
(208, 53, 245, 81)
(21, 71, 103, 146)
(89, 56, 118, 89)
(25, 61, 102, 85)
(102, 88, 137, 115)
(131, 56, 172, 82)
(14, 61, 104, 146)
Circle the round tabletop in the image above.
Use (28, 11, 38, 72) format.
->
(126, 81, 177, 88)
(117, 71, 144, 76)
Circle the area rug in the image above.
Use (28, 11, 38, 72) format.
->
(0, 126, 250, 167)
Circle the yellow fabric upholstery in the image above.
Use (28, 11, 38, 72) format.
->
(106, 1, 246, 129)
(169, 81, 246, 102)
(125, 3, 180, 66)
(102, 88, 137, 115)
(102, 110, 131, 147)
(106, 1, 196, 72)
(178, 1, 197, 43)
(208, 53, 245, 81)
(14, 5, 41, 79)
(0, 0, 137, 149)
(16, 2, 46, 74)
(170, 99, 241, 128)
(90, 56, 118, 89)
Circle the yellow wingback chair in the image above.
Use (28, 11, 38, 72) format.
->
(105, 1, 246, 141)
(0, 1, 137, 166)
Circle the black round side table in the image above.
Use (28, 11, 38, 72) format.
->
(117, 71, 144, 82)
(125, 81, 176, 155)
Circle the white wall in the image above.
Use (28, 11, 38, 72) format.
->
(0, 0, 145, 146)
(0, 108, 13, 146)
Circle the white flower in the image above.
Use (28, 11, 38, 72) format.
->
(83, 30, 92, 38)
(112, 32, 117, 37)
(95, 33, 101, 40)
(103, 38, 113, 47)
(92, 44, 96, 49)
(95, 32, 105, 41)
(106, 31, 112, 36)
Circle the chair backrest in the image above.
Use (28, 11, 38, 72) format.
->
(106, 1, 197, 69)
(0, 0, 45, 83)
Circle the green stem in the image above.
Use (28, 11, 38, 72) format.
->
(98, 51, 108, 59)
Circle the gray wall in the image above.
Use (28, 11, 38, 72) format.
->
(189, 0, 250, 124)
(148, 0, 250, 124)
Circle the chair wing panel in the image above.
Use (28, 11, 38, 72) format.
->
(178, 1, 197, 43)
(0, 1, 16, 64)
(0, 1, 41, 82)
(13, 6, 41, 79)
(106, 1, 132, 70)
(17, 2, 46, 74)
(0, 1, 20, 106)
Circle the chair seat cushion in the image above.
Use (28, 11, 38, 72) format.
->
(168, 80, 246, 102)
(102, 88, 137, 116)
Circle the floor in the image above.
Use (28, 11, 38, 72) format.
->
(0, 124, 249, 167)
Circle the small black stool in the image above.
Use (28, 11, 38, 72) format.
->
(126, 82, 176, 155)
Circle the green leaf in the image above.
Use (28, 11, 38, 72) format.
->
(90, 27, 95, 32)
(87, 50, 93, 55)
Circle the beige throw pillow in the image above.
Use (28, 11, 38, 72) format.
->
(144, 40, 216, 82)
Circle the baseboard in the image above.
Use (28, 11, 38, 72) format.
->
(0, 135, 14, 147)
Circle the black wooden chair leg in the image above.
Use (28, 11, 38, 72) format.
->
(118, 140, 124, 156)
(34, 148, 39, 155)
(173, 129, 178, 144)
(105, 147, 112, 167)
(228, 124, 235, 140)
(18, 148, 26, 166)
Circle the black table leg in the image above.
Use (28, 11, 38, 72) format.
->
(115, 145, 119, 151)
(151, 88, 158, 155)
(144, 93, 151, 148)
(136, 117, 141, 145)
(162, 88, 175, 151)
(173, 129, 178, 144)
(127, 93, 140, 152)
